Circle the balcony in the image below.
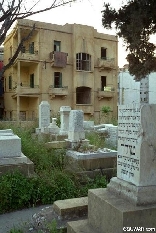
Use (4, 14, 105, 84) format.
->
(12, 85, 40, 98)
(97, 87, 115, 100)
(50, 51, 67, 68)
(98, 57, 115, 71)
(18, 50, 39, 61)
(48, 85, 68, 99)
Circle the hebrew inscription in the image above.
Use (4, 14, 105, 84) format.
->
(117, 104, 143, 185)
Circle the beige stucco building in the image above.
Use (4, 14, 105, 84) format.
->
(3, 19, 118, 123)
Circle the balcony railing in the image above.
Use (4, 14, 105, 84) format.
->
(48, 85, 68, 99)
(12, 84, 40, 98)
(98, 57, 115, 70)
(97, 86, 115, 100)
(18, 50, 39, 60)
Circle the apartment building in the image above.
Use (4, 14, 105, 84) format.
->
(3, 19, 118, 122)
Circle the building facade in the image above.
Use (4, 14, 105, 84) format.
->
(3, 19, 118, 122)
(118, 64, 156, 105)
(118, 65, 140, 105)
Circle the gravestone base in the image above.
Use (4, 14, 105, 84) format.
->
(88, 188, 156, 233)
(67, 188, 156, 233)
(0, 153, 28, 165)
(0, 155, 34, 177)
(108, 177, 156, 206)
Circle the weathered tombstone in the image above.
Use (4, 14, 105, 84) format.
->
(39, 101, 50, 132)
(66, 110, 89, 148)
(59, 106, 71, 135)
(68, 110, 85, 141)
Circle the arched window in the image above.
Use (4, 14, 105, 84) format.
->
(76, 53, 91, 71)
(76, 86, 91, 104)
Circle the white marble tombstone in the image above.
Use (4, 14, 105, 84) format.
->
(39, 101, 50, 131)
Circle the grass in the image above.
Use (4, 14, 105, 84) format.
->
(0, 124, 108, 215)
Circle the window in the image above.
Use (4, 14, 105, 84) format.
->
(30, 74, 34, 88)
(54, 72, 62, 88)
(76, 53, 91, 71)
(101, 76, 106, 91)
(9, 76, 12, 89)
(54, 41, 61, 52)
(76, 86, 91, 104)
(101, 47, 107, 59)
(29, 42, 34, 54)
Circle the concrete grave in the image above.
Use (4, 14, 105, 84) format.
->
(0, 129, 21, 158)
(0, 129, 34, 176)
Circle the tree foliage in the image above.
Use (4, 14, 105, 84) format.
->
(0, 0, 77, 79)
(102, 0, 156, 80)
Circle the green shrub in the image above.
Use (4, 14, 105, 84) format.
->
(0, 126, 109, 214)
(9, 228, 23, 233)
(0, 171, 33, 213)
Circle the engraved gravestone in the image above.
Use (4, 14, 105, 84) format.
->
(39, 101, 50, 130)
(117, 103, 156, 186)
(68, 110, 85, 141)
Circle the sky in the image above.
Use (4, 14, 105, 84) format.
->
(28, 0, 128, 67)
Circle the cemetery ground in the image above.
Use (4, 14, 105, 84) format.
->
(0, 123, 111, 233)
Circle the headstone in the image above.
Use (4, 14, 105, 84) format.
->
(59, 106, 71, 135)
(108, 103, 156, 204)
(48, 117, 60, 134)
(66, 110, 89, 149)
(39, 101, 50, 131)
(68, 110, 85, 141)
